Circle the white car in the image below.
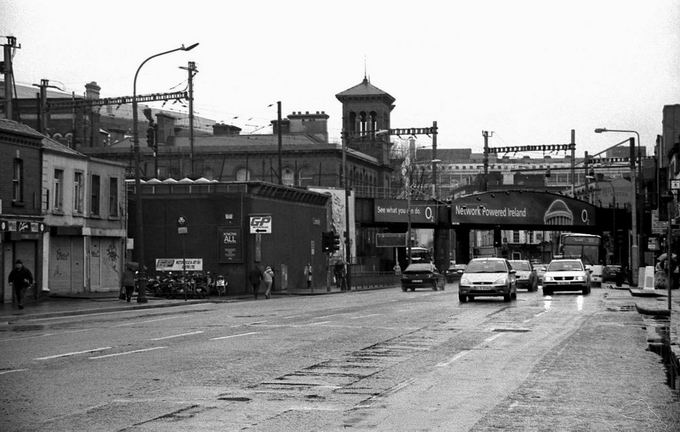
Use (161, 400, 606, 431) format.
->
(459, 258, 517, 303)
(542, 259, 591, 296)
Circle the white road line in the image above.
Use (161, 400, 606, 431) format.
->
(89, 346, 167, 360)
(349, 313, 383, 320)
(0, 368, 28, 375)
(314, 313, 344, 319)
(149, 330, 204, 341)
(247, 321, 268, 325)
(22, 304, 208, 322)
(308, 321, 331, 326)
(114, 316, 183, 327)
(436, 350, 470, 367)
(484, 333, 504, 343)
(34, 346, 112, 361)
(210, 331, 260, 341)
(0, 333, 53, 343)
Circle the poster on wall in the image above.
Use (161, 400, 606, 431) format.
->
(218, 226, 243, 263)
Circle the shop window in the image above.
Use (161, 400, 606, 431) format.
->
(74, 171, 84, 213)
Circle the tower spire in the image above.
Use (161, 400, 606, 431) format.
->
(363, 55, 368, 83)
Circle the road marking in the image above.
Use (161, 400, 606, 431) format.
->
(89, 346, 167, 359)
(308, 321, 331, 326)
(114, 316, 183, 327)
(210, 331, 260, 341)
(0, 333, 53, 343)
(34, 347, 112, 361)
(247, 320, 268, 325)
(349, 313, 383, 320)
(149, 330, 204, 341)
(0, 368, 28, 376)
(436, 350, 470, 367)
(484, 333, 504, 343)
(314, 313, 344, 319)
(20, 304, 209, 322)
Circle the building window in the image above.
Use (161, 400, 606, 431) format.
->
(53, 169, 64, 211)
(91, 174, 101, 216)
(109, 177, 119, 217)
(513, 230, 520, 243)
(12, 158, 23, 202)
(74, 171, 84, 213)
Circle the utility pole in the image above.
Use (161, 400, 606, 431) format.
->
(32, 79, 59, 133)
(341, 128, 352, 290)
(277, 101, 283, 184)
(629, 137, 639, 286)
(584, 151, 589, 203)
(482, 131, 491, 192)
(179, 61, 197, 177)
(570, 129, 576, 196)
(431, 121, 438, 198)
(2, 36, 20, 120)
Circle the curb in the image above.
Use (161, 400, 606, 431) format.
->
(0, 299, 214, 323)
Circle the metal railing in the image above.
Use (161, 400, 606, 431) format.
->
(349, 269, 400, 291)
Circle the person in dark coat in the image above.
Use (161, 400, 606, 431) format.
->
(123, 262, 137, 302)
(248, 263, 263, 299)
(8, 259, 33, 310)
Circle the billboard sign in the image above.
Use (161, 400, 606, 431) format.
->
(374, 199, 437, 224)
(451, 191, 596, 226)
(219, 226, 243, 263)
(155, 258, 203, 272)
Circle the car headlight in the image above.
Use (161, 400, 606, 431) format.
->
(460, 277, 471, 285)
(575, 275, 585, 281)
(493, 277, 507, 285)
(544, 275, 552, 282)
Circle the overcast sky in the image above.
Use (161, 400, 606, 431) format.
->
(2, 0, 679, 155)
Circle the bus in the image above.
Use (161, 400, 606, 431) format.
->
(558, 233, 604, 286)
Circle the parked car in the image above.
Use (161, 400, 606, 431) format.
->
(542, 259, 591, 296)
(458, 257, 516, 302)
(445, 263, 467, 283)
(401, 263, 446, 291)
(602, 265, 623, 283)
(508, 260, 538, 291)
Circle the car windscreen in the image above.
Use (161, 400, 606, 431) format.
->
(548, 261, 583, 271)
(404, 264, 433, 273)
(466, 260, 507, 273)
(509, 261, 530, 271)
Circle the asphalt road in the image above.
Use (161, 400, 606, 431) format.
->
(1, 283, 678, 431)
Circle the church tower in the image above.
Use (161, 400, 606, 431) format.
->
(335, 77, 395, 166)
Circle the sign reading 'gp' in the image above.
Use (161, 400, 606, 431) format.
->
(249, 215, 272, 234)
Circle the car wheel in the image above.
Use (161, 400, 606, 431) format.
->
(543, 288, 552, 296)
(411, 287, 416, 292)
(503, 293, 511, 302)
(432, 281, 438, 291)
(468, 295, 474, 301)
(583, 286, 591, 295)
(402, 287, 407, 292)
(511, 290, 517, 300)
(458, 294, 467, 302)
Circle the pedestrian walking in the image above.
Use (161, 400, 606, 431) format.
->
(304, 263, 313, 289)
(122, 262, 136, 302)
(249, 263, 263, 299)
(8, 259, 33, 310)
(263, 266, 274, 299)
(334, 260, 346, 291)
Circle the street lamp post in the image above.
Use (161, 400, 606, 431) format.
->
(594, 128, 640, 286)
(133, 43, 198, 303)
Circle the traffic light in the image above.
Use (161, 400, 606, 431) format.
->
(321, 231, 332, 253)
(331, 232, 340, 252)
(146, 126, 156, 147)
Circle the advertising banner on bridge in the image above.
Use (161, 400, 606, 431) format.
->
(451, 191, 596, 227)
(374, 199, 437, 225)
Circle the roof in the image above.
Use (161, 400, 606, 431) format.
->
(0, 118, 45, 139)
(41, 136, 87, 158)
(2, 81, 83, 100)
(335, 77, 395, 104)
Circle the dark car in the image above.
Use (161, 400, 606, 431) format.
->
(401, 263, 446, 291)
(445, 264, 467, 283)
(508, 260, 538, 291)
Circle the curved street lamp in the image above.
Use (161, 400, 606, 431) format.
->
(594, 127, 640, 286)
(134, 43, 199, 303)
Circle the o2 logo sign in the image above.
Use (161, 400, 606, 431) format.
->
(249, 215, 272, 234)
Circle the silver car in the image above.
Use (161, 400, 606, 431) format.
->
(459, 258, 517, 302)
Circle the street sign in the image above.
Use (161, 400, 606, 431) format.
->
(671, 179, 680, 190)
(249, 215, 272, 234)
(376, 233, 407, 248)
(177, 215, 188, 234)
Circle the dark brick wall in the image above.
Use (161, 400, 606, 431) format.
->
(0, 139, 42, 216)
